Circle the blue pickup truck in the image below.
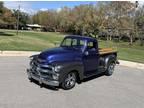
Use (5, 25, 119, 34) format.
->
(27, 35, 118, 90)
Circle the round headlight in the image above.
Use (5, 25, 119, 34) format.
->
(54, 65, 61, 72)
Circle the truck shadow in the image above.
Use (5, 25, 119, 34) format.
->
(30, 73, 105, 91)
(31, 79, 59, 91)
(82, 73, 105, 83)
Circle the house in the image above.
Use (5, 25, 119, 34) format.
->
(26, 24, 43, 31)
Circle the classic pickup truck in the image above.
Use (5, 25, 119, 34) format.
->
(27, 35, 118, 90)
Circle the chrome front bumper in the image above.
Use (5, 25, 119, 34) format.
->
(27, 69, 59, 87)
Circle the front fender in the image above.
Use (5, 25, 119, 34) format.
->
(55, 61, 84, 83)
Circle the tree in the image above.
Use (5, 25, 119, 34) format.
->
(136, 4, 144, 46)
(0, 2, 17, 29)
(2, 8, 16, 28)
(13, 9, 30, 26)
(0, 1, 4, 15)
(0, 2, 5, 26)
(106, 1, 135, 43)
(27, 1, 144, 45)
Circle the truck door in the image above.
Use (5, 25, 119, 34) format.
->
(83, 41, 99, 76)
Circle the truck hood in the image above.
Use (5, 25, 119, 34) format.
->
(38, 47, 81, 63)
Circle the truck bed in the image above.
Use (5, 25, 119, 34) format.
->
(99, 48, 117, 55)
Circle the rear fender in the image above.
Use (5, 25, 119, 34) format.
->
(104, 55, 116, 70)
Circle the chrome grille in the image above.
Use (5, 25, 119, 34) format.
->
(31, 61, 39, 75)
(30, 59, 54, 79)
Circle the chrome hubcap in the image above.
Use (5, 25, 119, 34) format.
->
(108, 63, 115, 74)
(65, 73, 76, 88)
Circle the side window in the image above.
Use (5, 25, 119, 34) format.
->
(87, 41, 96, 51)
(72, 39, 77, 46)
(64, 38, 72, 46)
(80, 40, 85, 46)
(87, 42, 93, 48)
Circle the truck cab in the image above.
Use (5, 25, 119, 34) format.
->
(27, 35, 118, 90)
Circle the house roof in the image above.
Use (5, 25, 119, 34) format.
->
(26, 24, 42, 28)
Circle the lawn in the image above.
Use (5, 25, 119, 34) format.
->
(0, 29, 144, 63)
(0, 29, 64, 51)
(98, 40, 144, 63)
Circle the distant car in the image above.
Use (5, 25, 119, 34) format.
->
(27, 35, 118, 90)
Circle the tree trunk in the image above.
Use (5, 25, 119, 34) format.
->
(107, 35, 109, 41)
(129, 35, 133, 45)
(109, 34, 112, 41)
(140, 37, 144, 46)
(81, 27, 85, 36)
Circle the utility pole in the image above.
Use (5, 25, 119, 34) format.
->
(16, 5, 20, 35)
(134, 1, 139, 44)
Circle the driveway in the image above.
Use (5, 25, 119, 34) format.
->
(0, 57, 144, 108)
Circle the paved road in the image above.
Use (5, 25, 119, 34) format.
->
(0, 57, 144, 108)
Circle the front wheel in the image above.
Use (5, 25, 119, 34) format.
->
(61, 72, 76, 90)
(105, 61, 115, 76)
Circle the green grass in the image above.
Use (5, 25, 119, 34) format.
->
(0, 29, 144, 63)
(0, 29, 64, 51)
(98, 40, 144, 63)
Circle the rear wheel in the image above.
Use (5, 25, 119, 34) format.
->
(61, 72, 76, 90)
(105, 61, 115, 76)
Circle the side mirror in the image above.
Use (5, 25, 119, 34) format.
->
(84, 51, 89, 56)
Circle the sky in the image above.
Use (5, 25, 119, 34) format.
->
(4, 1, 144, 15)
(4, 1, 97, 14)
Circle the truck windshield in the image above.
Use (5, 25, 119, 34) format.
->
(61, 37, 85, 51)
